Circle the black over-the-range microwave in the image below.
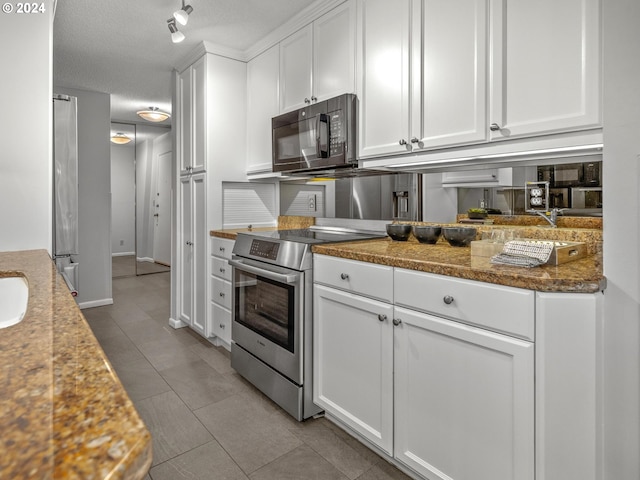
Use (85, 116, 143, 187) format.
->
(272, 93, 357, 174)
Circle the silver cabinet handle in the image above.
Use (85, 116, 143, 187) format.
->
(220, 323, 225, 329)
(443, 295, 454, 305)
(311, 96, 317, 102)
(219, 268, 225, 274)
(219, 292, 225, 297)
(304, 97, 311, 104)
(410, 137, 419, 143)
(392, 318, 402, 326)
(340, 273, 349, 280)
(186, 241, 193, 246)
(490, 123, 501, 131)
(219, 247, 225, 252)
(399, 139, 407, 146)
(378, 314, 387, 322)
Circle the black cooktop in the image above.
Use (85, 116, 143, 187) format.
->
(243, 228, 384, 245)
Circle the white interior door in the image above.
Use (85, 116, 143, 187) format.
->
(153, 150, 172, 266)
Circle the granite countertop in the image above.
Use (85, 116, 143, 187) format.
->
(312, 237, 604, 293)
(0, 250, 151, 479)
(210, 218, 604, 293)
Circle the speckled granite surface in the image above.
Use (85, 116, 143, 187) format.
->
(210, 215, 315, 238)
(0, 250, 152, 480)
(312, 237, 604, 293)
(456, 214, 603, 229)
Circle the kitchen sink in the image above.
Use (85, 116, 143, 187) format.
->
(0, 276, 29, 329)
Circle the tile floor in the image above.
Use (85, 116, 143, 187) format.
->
(83, 272, 413, 480)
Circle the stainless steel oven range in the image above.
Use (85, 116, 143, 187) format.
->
(229, 227, 384, 421)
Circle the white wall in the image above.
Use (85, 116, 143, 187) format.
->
(0, 1, 54, 252)
(55, 87, 112, 308)
(111, 141, 135, 255)
(602, 2, 640, 479)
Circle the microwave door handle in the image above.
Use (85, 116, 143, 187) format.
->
(229, 259, 299, 284)
(316, 113, 329, 158)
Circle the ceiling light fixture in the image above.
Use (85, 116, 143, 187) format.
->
(110, 133, 132, 145)
(167, 18, 185, 43)
(136, 107, 171, 123)
(173, 0, 194, 26)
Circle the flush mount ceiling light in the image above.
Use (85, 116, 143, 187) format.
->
(110, 133, 132, 145)
(167, 18, 185, 43)
(173, 0, 194, 26)
(136, 107, 171, 123)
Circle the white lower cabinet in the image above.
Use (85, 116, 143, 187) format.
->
(313, 283, 394, 454)
(209, 237, 234, 348)
(393, 306, 534, 480)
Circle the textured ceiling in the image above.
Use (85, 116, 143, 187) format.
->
(53, 0, 317, 124)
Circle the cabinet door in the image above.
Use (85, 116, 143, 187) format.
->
(178, 68, 192, 175)
(490, 0, 601, 139)
(280, 25, 313, 112)
(246, 45, 280, 174)
(313, 1, 356, 101)
(191, 173, 206, 335)
(313, 284, 394, 454)
(178, 175, 192, 326)
(191, 56, 207, 173)
(394, 306, 534, 480)
(413, 0, 488, 149)
(357, 0, 412, 158)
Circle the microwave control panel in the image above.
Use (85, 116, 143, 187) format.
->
(329, 111, 344, 156)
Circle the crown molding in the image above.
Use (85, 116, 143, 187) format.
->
(175, 0, 348, 69)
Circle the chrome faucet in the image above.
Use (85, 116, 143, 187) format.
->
(527, 208, 563, 227)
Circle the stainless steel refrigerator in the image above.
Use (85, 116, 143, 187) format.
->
(53, 94, 79, 297)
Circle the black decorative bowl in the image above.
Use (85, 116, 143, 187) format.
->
(442, 227, 477, 247)
(386, 224, 412, 241)
(412, 225, 442, 244)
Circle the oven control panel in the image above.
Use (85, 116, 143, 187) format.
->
(249, 239, 280, 260)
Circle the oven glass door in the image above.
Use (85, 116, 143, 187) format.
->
(235, 269, 295, 352)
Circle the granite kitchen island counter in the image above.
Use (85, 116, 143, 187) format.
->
(312, 237, 605, 293)
(0, 250, 151, 479)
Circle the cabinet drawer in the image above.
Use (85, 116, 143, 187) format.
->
(211, 257, 231, 281)
(394, 269, 534, 341)
(210, 302, 231, 345)
(211, 277, 232, 310)
(314, 254, 393, 303)
(211, 237, 234, 260)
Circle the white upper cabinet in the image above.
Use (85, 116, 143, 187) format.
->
(280, 1, 356, 113)
(357, 0, 412, 158)
(357, 0, 601, 161)
(178, 56, 206, 175)
(489, 0, 601, 140)
(246, 45, 280, 174)
(413, 0, 488, 149)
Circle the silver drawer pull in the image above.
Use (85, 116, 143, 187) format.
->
(219, 292, 225, 297)
(340, 273, 349, 280)
(392, 318, 402, 326)
(219, 268, 225, 273)
(220, 323, 225, 329)
(219, 247, 225, 252)
(378, 314, 387, 322)
(443, 295, 454, 305)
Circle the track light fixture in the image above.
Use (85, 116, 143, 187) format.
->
(167, 18, 185, 43)
(173, 0, 194, 26)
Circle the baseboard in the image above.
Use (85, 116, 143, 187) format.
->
(78, 298, 114, 310)
(112, 252, 135, 257)
(169, 317, 188, 329)
(136, 257, 154, 263)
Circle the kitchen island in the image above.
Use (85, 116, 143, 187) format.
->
(0, 250, 151, 479)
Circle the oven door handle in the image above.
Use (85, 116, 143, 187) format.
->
(229, 259, 300, 285)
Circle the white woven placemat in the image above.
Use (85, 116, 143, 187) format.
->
(491, 240, 554, 267)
